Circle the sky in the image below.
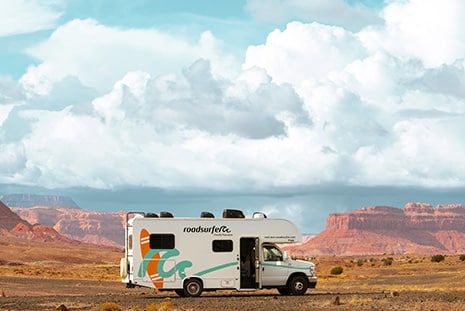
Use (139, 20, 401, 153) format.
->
(1, 0, 465, 234)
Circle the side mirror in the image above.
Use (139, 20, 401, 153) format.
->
(283, 251, 289, 261)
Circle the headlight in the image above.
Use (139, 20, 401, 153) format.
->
(309, 264, 315, 275)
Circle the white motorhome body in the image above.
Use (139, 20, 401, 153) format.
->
(120, 210, 317, 297)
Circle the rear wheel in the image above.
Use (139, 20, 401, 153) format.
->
(183, 279, 203, 297)
(288, 275, 308, 295)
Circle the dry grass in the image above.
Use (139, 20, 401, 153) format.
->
(2, 241, 465, 310)
(0, 239, 122, 281)
(313, 254, 465, 293)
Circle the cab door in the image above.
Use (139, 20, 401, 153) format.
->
(260, 243, 289, 286)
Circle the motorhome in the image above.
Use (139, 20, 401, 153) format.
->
(120, 209, 317, 297)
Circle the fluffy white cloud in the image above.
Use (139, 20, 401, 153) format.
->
(244, 22, 367, 84)
(0, 0, 63, 37)
(360, 0, 465, 67)
(2, 0, 465, 192)
(20, 19, 238, 95)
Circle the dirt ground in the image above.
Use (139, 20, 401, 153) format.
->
(1, 245, 465, 311)
(1, 274, 465, 311)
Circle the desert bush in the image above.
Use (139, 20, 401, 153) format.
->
(459, 254, 465, 261)
(357, 259, 364, 267)
(93, 302, 121, 311)
(382, 257, 393, 266)
(330, 266, 344, 275)
(431, 254, 445, 263)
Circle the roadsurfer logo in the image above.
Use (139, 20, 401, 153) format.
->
(183, 225, 231, 235)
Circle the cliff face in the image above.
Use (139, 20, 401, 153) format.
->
(291, 203, 465, 256)
(0, 201, 30, 231)
(0, 200, 75, 243)
(13, 206, 126, 248)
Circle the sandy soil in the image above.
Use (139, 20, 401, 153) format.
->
(1, 275, 465, 311)
(1, 242, 464, 311)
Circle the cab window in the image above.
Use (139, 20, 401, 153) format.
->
(262, 244, 283, 261)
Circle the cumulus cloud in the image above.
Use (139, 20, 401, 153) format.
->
(360, 0, 465, 67)
(244, 22, 367, 84)
(2, 0, 465, 193)
(0, 0, 63, 37)
(20, 19, 238, 95)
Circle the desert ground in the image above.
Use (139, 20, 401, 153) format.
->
(1, 241, 465, 310)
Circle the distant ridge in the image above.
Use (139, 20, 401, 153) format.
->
(288, 203, 465, 256)
(0, 200, 77, 244)
(0, 194, 80, 208)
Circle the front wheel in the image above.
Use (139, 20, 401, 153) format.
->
(288, 275, 308, 295)
(183, 279, 203, 297)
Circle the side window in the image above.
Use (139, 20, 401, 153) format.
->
(149, 234, 175, 249)
(263, 244, 283, 261)
(128, 234, 133, 250)
(212, 240, 233, 252)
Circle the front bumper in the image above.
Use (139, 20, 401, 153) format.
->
(308, 276, 317, 288)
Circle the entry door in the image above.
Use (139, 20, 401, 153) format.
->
(240, 238, 261, 289)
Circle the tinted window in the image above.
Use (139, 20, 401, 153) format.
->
(149, 234, 175, 249)
(212, 240, 233, 252)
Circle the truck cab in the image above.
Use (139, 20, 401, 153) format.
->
(261, 242, 317, 294)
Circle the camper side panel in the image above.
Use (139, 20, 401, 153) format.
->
(131, 218, 240, 290)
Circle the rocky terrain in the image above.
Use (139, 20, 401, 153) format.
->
(11, 206, 126, 248)
(290, 203, 465, 256)
(3, 194, 465, 255)
(1, 194, 125, 248)
(0, 201, 75, 243)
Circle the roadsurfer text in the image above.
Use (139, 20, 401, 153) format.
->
(183, 225, 231, 234)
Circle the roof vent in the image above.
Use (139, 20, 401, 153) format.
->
(253, 212, 267, 219)
(201, 211, 215, 218)
(159, 211, 174, 218)
(222, 209, 245, 218)
(145, 213, 159, 218)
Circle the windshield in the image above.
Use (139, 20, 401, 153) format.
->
(262, 244, 283, 261)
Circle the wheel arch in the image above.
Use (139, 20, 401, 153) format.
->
(183, 276, 204, 287)
(286, 272, 309, 286)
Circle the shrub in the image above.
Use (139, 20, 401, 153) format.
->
(431, 254, 445, 263)
(357, 259, 364, 267)
(382, 257, 393, 266)
(459, 255, 465, 262)
(330, 266, 344, 275)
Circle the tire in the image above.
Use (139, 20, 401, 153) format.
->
(288, 275, 308, 295)
(183, 279, 203, 297)
(277, 287, 290, 295)
(175, 289, 186, 297)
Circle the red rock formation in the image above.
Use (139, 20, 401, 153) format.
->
(10, 223, 76, 244)
(13, 206, 126, 248)
(0, 201, 30, 231)
(1, 200, 78, 244)
(289, 203, 465, 256)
